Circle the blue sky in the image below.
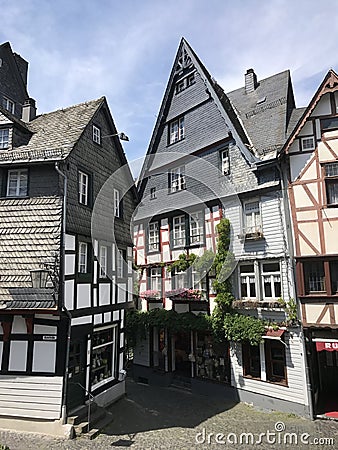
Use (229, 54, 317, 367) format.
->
(1, 0, 338, 175)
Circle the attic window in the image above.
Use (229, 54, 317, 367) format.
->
(0, 129, 9, 149)
(92, 125, 101, 144)
(301, 137, 315, 151)
(175, 73, 195, 94)
(2, 97, 15, 114)
(221, 148, 230, 175)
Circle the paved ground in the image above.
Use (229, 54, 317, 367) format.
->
(0, 378, 337, 449)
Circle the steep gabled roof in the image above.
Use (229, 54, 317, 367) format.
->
(281, 69, 338, 154)
(0, 97, 104, 164)
(228, 70, 295, 158)
(0, 42, 29, 99)
(138, 38, 256, 191)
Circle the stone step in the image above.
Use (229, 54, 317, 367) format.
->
(82, 414, 115, 440)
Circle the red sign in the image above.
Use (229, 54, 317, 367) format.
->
(316, 341, 338, 352)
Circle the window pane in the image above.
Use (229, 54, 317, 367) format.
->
(327, 181, 338, 205)
(304, 261, 325, 293)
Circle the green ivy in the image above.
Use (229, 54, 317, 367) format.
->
(278, 297, 299, 325)
(223, 313, 266, 346)
(167, 253, 197, 273)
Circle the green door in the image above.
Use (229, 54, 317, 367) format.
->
(67, 338, 87, 411)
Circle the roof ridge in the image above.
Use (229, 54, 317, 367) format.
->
(34, 96, 105, 119)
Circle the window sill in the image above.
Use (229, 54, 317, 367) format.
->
(168, 187, 186, 195)
(243, 375, 261, 381)
(167, 138, 185, 147)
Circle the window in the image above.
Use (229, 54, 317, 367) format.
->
(261, 262, 281, 298)
(0, 129, 9, 149)
(175, 73, 195, 94)
(242, 343, 261, 379)
(150, 187, 156, 199)
(78, 242, 88, 273)
(99, 245, 108, 278)
(172, 215, 186, 247)
(240, 264, 256, 298)
(150, 267, 162, 292)
(92, 125, 101, 144)
(116, 250, 125, 278)
(114, 189, 122, 217)
(186, 73, 195, 87)
(304, 261, 325, 293)
(301, 136, 315, 151)
(2, 97, 15, 114)
(330, 261, 338, 294)
(321, 116, 338, 132)
(265, 340, 287, 384)
(91, 326, 117, 389)
(148, 222, 160, 252)
(78, 170, 89, 205)
(221, 148, 230, 175)
(169, 167, 186, 193)
(189, 211, 204, 245)
(175, 80, 185, 94)
(324, 162, 338, 205)
(169, 117, 184, 144)
(173, 270, 187, 289)
(6, 169, 28, 197)
(244, 200, 262, 234)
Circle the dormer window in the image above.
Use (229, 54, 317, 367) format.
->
(169, 117, 184, 144)
(221, 148, 230, 175)
(0, 129, 9, 149)
(92, 125, 101, 144)
(7, 169, 28, 197)
(2, 97, 15, 114)
(301, 136, 315, 151)
(169, 167, 186, 193)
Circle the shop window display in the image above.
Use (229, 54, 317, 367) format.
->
(91, 326, 116, 388)
(195, 333, 230, 383)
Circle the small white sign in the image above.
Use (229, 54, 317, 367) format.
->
(42, 335, 57, 341)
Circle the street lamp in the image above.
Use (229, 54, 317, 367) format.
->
(102, 132, 129, 141)
(30, 269, 50, 288)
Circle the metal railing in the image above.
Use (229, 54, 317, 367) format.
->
(70, 382, 94, 431)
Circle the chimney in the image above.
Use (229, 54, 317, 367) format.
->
(22, 98, 36, 122)
(13, 52, 29, 87)
(245, 68, 258, 94)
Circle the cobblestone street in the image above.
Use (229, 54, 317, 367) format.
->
(0, 378, 337, 450)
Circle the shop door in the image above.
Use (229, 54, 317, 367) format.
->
(67, 338, 87, 411)
(316, 348, 338, 415)
(174, 332, 191, 376)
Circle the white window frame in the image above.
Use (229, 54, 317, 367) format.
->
(78, 170, 89, 205)
(189, 211, 204, 245)
(3, 97, 15, 114)
(150, 267, 162, 292)
(78, 242, 88, 273)
(169, 167, 186, 193)
(261, 261, 281, 299)
(173, 215, 186, 247)
(6, 169, 28, 197)
(116, 250, 124, 278)
(301, 136, 315, 151)
(114, 189, 121, 217)
(91, 325, 117, 390)
(150, 187, 156, 199)
(92, 125, 101, 144)
(244, 200, 262, 234)
(169, 117, 185, 144)
(239, 264, 256, 299)
(148, 222, 160, 252)
(0, 128, 9, 149)
(221, 148, 230, 175)
(325, 162, 338, 206)
(99, 245, 108, 278)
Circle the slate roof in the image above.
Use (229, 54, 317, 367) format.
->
(227, 70, 294, 158)
(0, 97, 104, 164)
(286, 107, 306, 138)
(0, 196, 62, 308)
(0, 288, 56, 310)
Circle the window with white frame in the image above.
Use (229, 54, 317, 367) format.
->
(92, 125, 101, 144)
(324, 162, 338, 206)
(78, 242, 88, 273)
(116, 249, 125, 278)
(78, 170, 89, 205)
(114, 189, 121, 217)
(240, 264, 256, 298)
(173, 270, 187, 289)
(189, 211, 204, 245)
(301, 136, 315, 151)
(169, 116, 185, 144)
(6, 169, 28, 197)
(172, 215, 186, 247)
(221, 148, 230, 175)
(91, 325, 116, 388)
(2, 97, 15, 114)
(148, 222, 160, 252)
(150, 267, 162, 292)
(150, 187, 156, 199)
(169, 167, 186, 193)
(0, 129, 9, 149)
(244, 200, 262, 234)
(261, 262, 281, 298)
(99, 245, 108, 278)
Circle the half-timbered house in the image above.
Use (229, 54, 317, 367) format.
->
(133, 38, 311, 417)
(0, 42, 137, 436)
(282, 69, 338, 418)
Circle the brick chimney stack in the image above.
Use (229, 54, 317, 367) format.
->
(22, 98, 36, 122)
(245, 68, 258, 94)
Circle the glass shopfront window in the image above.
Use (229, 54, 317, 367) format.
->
(91, 325, 116, 389)
(195, 333, 230, 383)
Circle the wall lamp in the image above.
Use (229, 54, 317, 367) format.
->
(102, 132, 129, 141)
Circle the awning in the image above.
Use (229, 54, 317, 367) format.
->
(263, 329, 285, 340)
(315, 340, 338, 352)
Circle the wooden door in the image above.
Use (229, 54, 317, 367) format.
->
(67, 338, 87, 411)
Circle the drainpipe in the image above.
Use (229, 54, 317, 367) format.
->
(276, 159, 314, 419)
(55, 161, 72, 424)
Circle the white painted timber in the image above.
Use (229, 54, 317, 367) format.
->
(9, 341, 27, 371)
(65, 234, 76, 251)
(32, 341, 56, 372)
(64, 279, 74, 310)
(34, 324, 57, 335)
(99, 283, 111, 306)
(65, 254, 75, 276)
(12, 316, 26, 334)
(77, 283, 91, 308)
